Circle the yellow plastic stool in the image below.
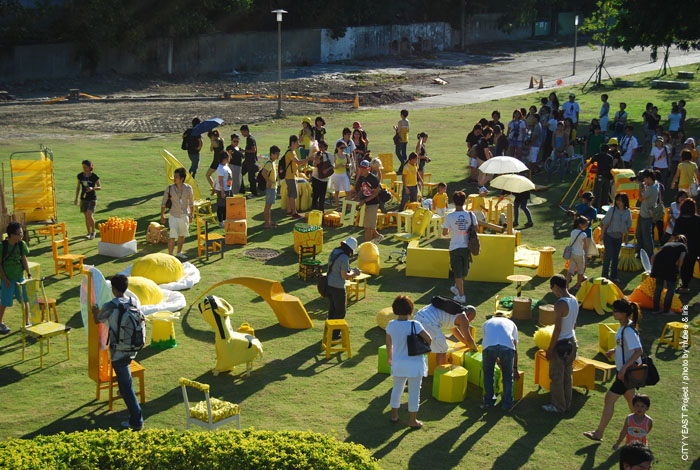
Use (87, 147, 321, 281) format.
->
(425, 214, 443, 242)
(151, 311, 177, 349)
(384, 212, 399, 228)
(537, 247, 556, 277)
(322, 319, 351, 359)
(307, 210, 323, 227)
(396, 210, 413, 233)
(340, 200, 365, 227)
(432, 365, 468, 402)
(658, 322, 691, 350)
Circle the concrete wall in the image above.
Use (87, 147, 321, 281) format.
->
(457, 13, 531, 45)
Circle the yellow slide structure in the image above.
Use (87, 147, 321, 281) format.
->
(190, 277, 313, 329)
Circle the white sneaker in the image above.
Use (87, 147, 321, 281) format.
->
(176, 252, 188, 260)
(450, 286, 460, 297)
(453, 295, 466, 304)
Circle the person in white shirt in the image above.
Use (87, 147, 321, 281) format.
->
(648, 136, 670, 182)
(567, 216, 589, 289)
(481, 310, 519, 410)
(562, 93, 580, 124)
(215, 152, 233, 227)
(413, 297, 477, 367)
(619, 125, 640, 166)
(442, 191, 477, 303)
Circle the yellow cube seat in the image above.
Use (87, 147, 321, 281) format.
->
(189, 398, 241, 423)
(432, 365, 468, 403)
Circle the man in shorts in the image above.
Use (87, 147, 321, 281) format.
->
(442, 191, 477, 304)
(240, 125, 259, 197)
(0, 222, 31, 333)
(354, 160, 381, 243)
(160, 167, 194, 260)
(413, 297, 477, 367)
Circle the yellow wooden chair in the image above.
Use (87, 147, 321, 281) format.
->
(21, 278, 71, 368)
(389, 207, 432, 263)
(180, 378, 241, 430)
(95, 348, 147, 411)
(39, 222, 84, 278)
(196, 216, 224, 260)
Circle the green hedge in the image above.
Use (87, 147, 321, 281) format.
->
(0, 429, 381, 470)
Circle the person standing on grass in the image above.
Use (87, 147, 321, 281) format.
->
(619, 125, 640, 170)
(326, 237, 361, 340)
(567, 216, 589, 290)
(588, 144, 614, 210)
(442, 191, 477, 304)
(562, 93, 580, 124)
(636, 170, 658, 259)
(160, 167, 194, 261)
(671, 150, 699, 193)
(386, 295, 432, 429)
(394, 109, 410, 174)
(599, 94, 610, 135)
(600, 193, 632, 284)
(92, 274, 144, 431)
(313, 116, 326, 142)
(399, 153, 421, 211)
(261, 146, 280, 229)
(215, 152, 233, 227)
(183, 117, 203, 177)
(612, 394, 653, 451)
(543, 274, 579, 414)
(329, 141, 352, 212)
(282, 135, 312, 219)
(240, 125, 259, 197)
(74, 159, 101, 240)
(613, 102, 628, 140)
(650, 235, 687, 314)
(507, 109, 526, 160)
(205, 129, 225, 192)
(226, 133, 244, 195)
(584, 298, 642, 442)
(0, 223, 31, 334)
(481, 308, 519, 411)
(673, 199, 700, 294)
(310, 140, 332, 211)
(354, 160, 382, 243)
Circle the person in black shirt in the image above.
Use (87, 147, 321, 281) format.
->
(588, 144, 614, 210)
(650, 235, 687, 314)
(354, 160, 381, 243)
(183, 117, 203, 177)
(607, 138, 622, 168)
(240, 125, 259, 197)
(206, 129, 225, 191)
(226, 133, 244, 195)
(74, 159, 101, 239)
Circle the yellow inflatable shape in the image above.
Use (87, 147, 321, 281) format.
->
(358, 242, 381, 275)
(293, 223, 323, 255)
(190, 277, 313, 329)
(127, 276, 164, 305)
(280, 177, 312, 212)
(575, 277, 625, 315)
(376, 307, 408, 330)
(534, 325, 555, 351)
(198, 295, 263, 375)
(131, 253, 184, 285)
(628, 277, 683, 313)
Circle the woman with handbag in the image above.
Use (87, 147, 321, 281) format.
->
(601, 193, 633, 284)
(671, 150, 699, 196)
(385, 295, 432, 429)
(310, 140, 333, 211)
(584, 299, 643, 442)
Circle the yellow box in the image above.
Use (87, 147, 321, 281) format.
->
(598, 323, 619, 362)
(225, 219, 247, 233)
(225, 232, 247, 245)
(226, 196, 246, 220)
(406, 241, 450, 279)
(432, 365, 468, 403)
(466, 234, 515, 283)
(293, 224, 323, 255)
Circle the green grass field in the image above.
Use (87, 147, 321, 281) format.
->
(0, 66, 698, 470)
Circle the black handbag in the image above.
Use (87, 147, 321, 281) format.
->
(377, 188, 392, 204)
(317, 253, 340, 298)
(621, 325, 656, 389)
(406, 321, 431, 356)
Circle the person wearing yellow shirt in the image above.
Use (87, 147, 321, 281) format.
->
(394, 109, 410, 173)
(299, 117, 314, 160)
(399, 153, 421, 211)
(282, 135, 312, 219)
(671, 150, 699, 194)
(433, 182, 448, 217)
(262, 145, 280, 228)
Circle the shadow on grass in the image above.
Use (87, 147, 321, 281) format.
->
(23, 401, 114, 439)
(575, 442, 618, 470)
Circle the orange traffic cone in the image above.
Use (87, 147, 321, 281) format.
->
(529, 76, 534, 89)
(538, 76, 544, 89)
(353, 93, 359, 109)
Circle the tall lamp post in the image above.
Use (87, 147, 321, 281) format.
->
(272, 9, 287, 118)
(573, 15, 579, 76)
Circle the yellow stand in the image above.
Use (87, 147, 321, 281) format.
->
(659, 322, 691, 350)
(322, 319, 351, 359)
(346, 273, 370, 304)
(340, 199, 365, 227)
(537, 247, 556, 277)
(151, 311, 178, 349)
(424, 213, 443, 242)
(396, 211, 413, 233)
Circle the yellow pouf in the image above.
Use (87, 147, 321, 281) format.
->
(432, 365, 468, 403)
(127, 276, 164, 305)
(358, 242, 380, 275)
(131, 253, 184, 285)
(575, 278, 625, 315)
(628, 277, 683, 313)
(280, 177, 312, 212)
(618, 244, 643, 272)
(534, 325, 555, 351)
(293, 223, 323, 255)
(537, 247, 556, 277)
(376, 307, 398, 330)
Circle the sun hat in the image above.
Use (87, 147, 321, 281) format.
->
(685, 137, 695, 146)
(302, 117, 313, 126)
(352, 121, 362, 129)
(341, 236, 358, 253)
(608, 137, 619, 146)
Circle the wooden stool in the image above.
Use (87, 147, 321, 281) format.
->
(38, 297, 58, 322)
(538, 304, 555, 326)
(537, 247, 556, 277)
(658, 322, 691, 350)
(322, 319, 351, 358)
(346, 273, 370, 303)
(512, 297, 532, 320)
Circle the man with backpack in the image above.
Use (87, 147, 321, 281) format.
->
(182, 118, 203, 178)
(92, 274, 145, 431)
(0, 222, 32, 334)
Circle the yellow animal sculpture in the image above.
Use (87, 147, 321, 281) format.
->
(198, 295, 263, 376)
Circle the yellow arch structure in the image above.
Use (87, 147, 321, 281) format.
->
(190, 277, 313, 330)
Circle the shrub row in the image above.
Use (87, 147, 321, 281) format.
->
(0, 428, 381, 470)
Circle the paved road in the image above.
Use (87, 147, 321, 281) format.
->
(379, 44, 700, 109)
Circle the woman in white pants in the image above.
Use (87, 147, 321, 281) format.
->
(385, 295, 432, 429)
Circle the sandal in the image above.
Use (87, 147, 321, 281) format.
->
(408, 421, 423, 429)
(583, 431, 602, 442)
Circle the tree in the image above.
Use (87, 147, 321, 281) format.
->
(579, 0, 622, 88)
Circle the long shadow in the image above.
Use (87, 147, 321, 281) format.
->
(22, 401, 114, 438)
(575, 442, 619, 470)
(101, 190, 163, 212)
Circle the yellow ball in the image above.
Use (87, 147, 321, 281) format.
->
(376, 307, 395, 330)
(127, 276, 164, 305)
(131, 253, 184, 285)
(534, 325, 555, 350)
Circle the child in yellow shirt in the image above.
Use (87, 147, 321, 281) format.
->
(433, 182, 448, 217)
(399, 153, 421, 211)
(471, 186, 488, 224)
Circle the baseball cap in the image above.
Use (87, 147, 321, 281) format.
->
(359, 160, 370, 169)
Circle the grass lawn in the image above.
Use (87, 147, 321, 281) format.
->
(0, 66, 699, 470)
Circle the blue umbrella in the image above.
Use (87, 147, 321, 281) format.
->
(191, 118, 224, 136)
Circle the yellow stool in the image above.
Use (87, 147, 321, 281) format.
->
(392, 180, 403, 195)
(340, 199, 365, 227)
(425, 214, 443, 242)
(307, 210, 323, 227)
(619, 243, 643, 272)
(38, 297, 59, 322)
(658, 322, 691, 350)
(151, 311, 178, 349)
(432, 364, 468, 402)
(396, 210, 413, 233)
(384, 212, 399, 228)
(346, 273, 370, 304)
(422, 182, 438, 197)
(406, 202, 421, 211)
(537, 246, 556, 277)
(322, 319, 351, 359)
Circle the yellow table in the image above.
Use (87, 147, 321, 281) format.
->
(537, 247, 556, 277)
(507, 274, 532, 297)
(396, 210, 414, 233)
(346, 273, 371, 303)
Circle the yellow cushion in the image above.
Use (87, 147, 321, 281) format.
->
(127, 276, 164, 305)
(534, 325, 554, 351)
(189, 398, 240, 423)
(131, 253, 184, 285)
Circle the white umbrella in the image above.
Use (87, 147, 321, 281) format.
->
(479, 156, 528, 174)
(490, 174, 536, 193)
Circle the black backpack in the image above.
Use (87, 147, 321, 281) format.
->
(431, 295, 466, 314)
(278, 152, 289, 181)
(181, 129, 191, 151)
(109, 299, 146, 354)
(256, 164, 268, 193)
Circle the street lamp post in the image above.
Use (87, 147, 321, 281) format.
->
(272, 9, 287, 118)
(573, 15, 579, 76)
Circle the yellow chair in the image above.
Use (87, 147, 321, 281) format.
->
(21, 278, 71, 368)
(180, 378, 241, 430)
(94, 348, 147, 411)
(322, 319, 351, 359)
(377, 153, 394, 173)
(533, 349, 595, 392)
(39, 222, 84, 278)
(598, 323, 620, 362)
(196, 216, 224, 260)
(340, 199, 365, 227)
(658, 322, 692, 350)
(389, 207, 432, 263)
